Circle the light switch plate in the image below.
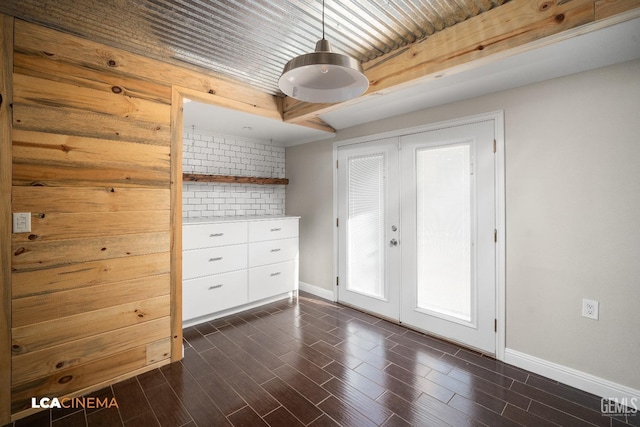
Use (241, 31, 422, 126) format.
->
(12, 212, 31, 233)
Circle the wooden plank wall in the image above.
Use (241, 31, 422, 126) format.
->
(1, 14, 14, 425)
(0, 13, 282, 420)
(8, 19, 178, 417)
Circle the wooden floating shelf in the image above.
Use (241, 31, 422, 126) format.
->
(183, 173, 289, 185)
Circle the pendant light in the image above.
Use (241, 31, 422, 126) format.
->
(278, 0, 369, 103)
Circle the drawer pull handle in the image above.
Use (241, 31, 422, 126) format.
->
(208, 284, 223, 290)
(270, 272, 281, 277)
(270, 228, 281, 232)
(210, 233, 224, 237)
(270, 248, 281, 252)
(209, 257, 223, 262)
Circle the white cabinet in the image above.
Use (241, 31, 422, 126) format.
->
(249, 219, 298, 242)
(183, 244, 248, 279)
(183, 221, 247, 250)
(248, 238, 298, 268)
(249, 260, 298, 302)
(183, 216, 299, 324)
(182, 271, 248, 319)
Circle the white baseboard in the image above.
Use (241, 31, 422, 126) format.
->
(183, 292, 294, 328)
(298, 281, 335, 301)
(504, 348, 640, 402)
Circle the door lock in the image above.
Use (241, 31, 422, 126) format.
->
(391, 225, 398, 231)
(390, 238, 398, 246)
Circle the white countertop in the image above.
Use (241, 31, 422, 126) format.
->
(183, 215, 300, 225)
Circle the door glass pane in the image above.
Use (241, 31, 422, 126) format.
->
(347, 154, 385, 298)
(416, 144, 472, 322)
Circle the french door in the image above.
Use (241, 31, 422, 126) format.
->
(337, 138, 401, 320)
(337, 120, 497, 354)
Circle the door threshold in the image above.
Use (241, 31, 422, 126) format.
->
(336, 301, 497, 359)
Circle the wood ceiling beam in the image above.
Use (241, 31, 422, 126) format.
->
(281, 0, 640, 125)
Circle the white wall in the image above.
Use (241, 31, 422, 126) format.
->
(183, 129, 286, 218)
(286, 139, 335, 292)
(285, 59, 640, 392)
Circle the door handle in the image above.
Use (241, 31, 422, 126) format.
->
(390, 238, 398, 246)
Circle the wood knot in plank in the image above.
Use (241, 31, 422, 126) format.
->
(60, 144, 71, 153)
(39, 213, 46, 218)
(11, 344, 22, 353)
(555, 14, 565, 23)
(111, 86, 123, 94)
(58, 375, 73, 384)
(28, 234, 38, 241)
(14, 247, 26, 256)
(42, 51, 54, 57)
(208, 89, 216, 95)
(539, 2, 552, 12)
(107, 59, 117, 67)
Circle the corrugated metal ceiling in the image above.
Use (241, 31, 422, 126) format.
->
(0, 0, 511, 95)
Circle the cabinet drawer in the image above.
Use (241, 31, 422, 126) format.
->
(183, 270, 248, 321)
(183, 244, 247, 279)
(249, 218, 298, 242)
(183, 221, 247, 250)
(249, 238, 298, 268)
(248, 260, 297, 302)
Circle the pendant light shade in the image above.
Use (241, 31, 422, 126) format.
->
(278, 4, 369, 103)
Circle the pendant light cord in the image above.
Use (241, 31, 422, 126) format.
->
(322, 0, 325, 40)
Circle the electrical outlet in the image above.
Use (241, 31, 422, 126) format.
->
(582, 299, 599, 320)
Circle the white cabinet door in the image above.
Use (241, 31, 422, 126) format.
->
(183, 244, 247, 279)
(183, 270, 248, 320)
(249, 219, 298, 242)
(248, 238, 299, 268)
(248, 260, 297, 302)
(183, 221, 247, 250)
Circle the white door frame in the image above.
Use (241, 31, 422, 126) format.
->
(332, 111, 506, 360)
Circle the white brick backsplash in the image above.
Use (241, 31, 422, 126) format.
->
(183, 129, 286, 219)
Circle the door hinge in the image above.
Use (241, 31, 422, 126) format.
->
(494, 318, 497, 332)
(336, 217, 339, 227)
(493, 139, 497, 153)
(494, 229, 497, 243)
(336, 276, 339, 287)
(336, 160, 339, 169)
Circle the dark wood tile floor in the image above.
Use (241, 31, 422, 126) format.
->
(7, 292, 638, 427)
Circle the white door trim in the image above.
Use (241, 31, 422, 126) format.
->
(332, 111, 506, 360)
